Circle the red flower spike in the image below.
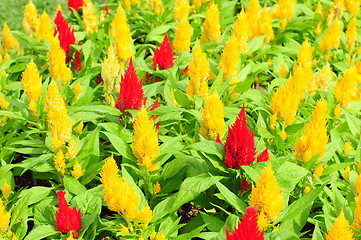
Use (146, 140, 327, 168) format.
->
(73, 50, 82, 71)
(182, 66, 189, 76)
(152, 34, 174, 71)
(55, 190, 82, 238)
(115, 59, 144, 113)
(239, 179, 250, 193)
(224, 105, 256, 169)
(54, 11, 76, 63)
(104, 4, 109, 16)
(257, 148, 269, 162)
(96, 76, 103, 84)
(226, 206, 264, 240)
(68, 0, 84, 12)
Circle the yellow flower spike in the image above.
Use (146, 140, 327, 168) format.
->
(275, 0, 296, 20)
(192, 0, 209, 7)
(313, 164, 324, 179)
(146, 0, 164, 15)
(315, 1, 323, 15)
(279, 128, 288, 140)
(102, 43, 120, 106)
(232, 9, 249, 53)
(0, 199, 10, 233)
(249, 163, 284, 229)
(36, 10, 54, 42)
(83, 1, 98, 34)
(0, 94, 10, 110)
(2, 180, 11, 199)
(122, 0, 131, 9)
(296, 39, 314, 68)
(110, 4, 133, 64)
(355, 174, 361, 195)
(334, 0, 346, 18)
(343, 166, 351, 181)
(294, 101, 328, 163)
(303, 186, 311, 195)
(259, 6, 274, 43)
(320, 19, 341, 52)
(334, 103, 342, 118)
(100, 155, 153, 223)
(199, 92, 225, 140)
(186, 44, 210, 97)
(132, 106, 160, 172)
(346, 17, 357, 52)
(246, 0, 260, 39)
(353, 195, 361, 231)
(270, 114, 278, 129)
(345, 0, 360, 16)
(219, 35, 239, 86)
(44, 81, 72, 150)
(21, 59, 42, 115)
(200, 2, 221, 43)
(48, 38, 72, 87)
(73, 80, 82, 102)
(23, 0, 39, 34)
(326, 209, 353, 240)
(75, 119, 83, 135)
(334, 66, 361, 108)
(56, 3, 63, 12)
(71, 160, 84, 180)
(278, 62, 288, 78)
(173, 18, 192, 54)
(153, 182, 161, 194)
(344, 141, 352, 152)
(2, 22, 20, 51)
(310, 63, 332, 92)
(54, 149, 66, 175)
(66, 138, 79, 160)
(174, 0, 190, 21)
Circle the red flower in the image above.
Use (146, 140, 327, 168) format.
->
(55, 190, 82, 238)
(96, 76, 103, 84)
(152, 34, 174, 71)
(68, 0, 84, 12)
(238, 179, 249, 193)
(224, 105, 256, 169)
(54, 11, 76, 63)
(104, 4, 109, 16)
(257, 148, 269, 162)
(226, 206, 264, 240)
(115, 59, 144, 113)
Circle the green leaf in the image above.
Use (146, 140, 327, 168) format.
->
(247, 36, 265, 53)
(102, 131, 136, 161)
(63, 175, 87, 195)
(186, 141, 225, 159)
(275, 162, 309, 193)
(18, 187, 52, 205)
(23, 225, 58, 240)
(344, 110, 361, 136)
(146, 25, 172, 42)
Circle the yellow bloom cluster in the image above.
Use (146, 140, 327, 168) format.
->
(186, 44, 209, 97)
(102, 43, 120, 106)
(146, 0, 164, 15)
(320, 19, 341, 53)
(21, 59, 42, 114)
(200, 3, 221, 43)
(345, 0, 360, 16)
(173, 18, 192, 54)
(294, 100, 328, 163)
(232, 10, 249, 53)
(275, 0, 297, 29)
(192, 0, 209, 7)
(22, 0, 39, 35)
(133, 106, 160, 172)
(259, 6, 274, 43)
(2, 22, 20, 51)
(334, 66, 361, 108)
(246, 0, 260, 39)
(110, 4, 133, 64)
(44, 81, 72, 150)
(71, 160, 84, 180)
(0, 199, 10, 233)
(310, 63, 332, 92)
(199, 92, 225, 140)
(48, 38, 72, 87)
(219, 35, 239, 86)
(36, 10, 54, 42)
(326, 210, 353, 240)
(346, 17, 357, 52)
(83, 1, 98, 34)
(249, 163, 284, 229)
(100, 155, 153, 223)
(174, 0, 190, 21)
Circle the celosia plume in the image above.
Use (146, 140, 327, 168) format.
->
(68, 0, 84, 12)
(200, 2, 221, 43)
(152, 34, 174, 70)
(0, 199, 10, 233)
(173, 18, 192, 54)
(100, 155, 153, 223)
(71, 160, 84, 180)
(23, 0, 39, 34)
(258, 6, 274, 43)
(249, 163, 284, 229)
(257, 148, 269, 162)
(36, 10, 54, 42)
(294, 100, 328, 163)
(55, 190, 82, 238)
(54, 10, 76, 63)
(346, 17, 357, 52)
(226, 206, 264, 240)
(102, 43, 120, 106)
(83, 1, 98, 34)
(326, 209, 353, 240)
(320, 19, 341, 52)
(146, 0, 164, 15)
(224, 106, 256, 169)
(232, 10, 249, 53)
(48, 38, 72, 87)
(246, 0, 260, 39)
(199, 92, 225, 140)
(21, 59, 42, 114)
(132, 106, 160, 172)
(219, 35, 240, 86)
(115, 59, 144, 113)
(310, 63, 332, 92)
(275, 0, 297, 29)
(345, 0, 360, 16)
(174, 0, 190, 21)
(2, 22, 20, 51)
(186, 44, 210, 97)
(334, 66, 361, 108)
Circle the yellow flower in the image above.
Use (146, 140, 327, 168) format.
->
(315, 1, 323, 15)
(275, 0, 296, 29)
(71, 160, 84, 180)
(133, 106, 160, 172)
(199, 92, 225, 140)
(346, 17, 357, 52)
(44, 81, 72, 150)
(100, 155, 153, 223)
(2, 180, 11, 199)
(0, 94, 10, 110)
(280, 128, 288, 140)
(153, 182, 161, 194)
(54, 149, 66, 175)
(146, 0, 164, 15)
(102, 43, 120, 106)
(320, 19, 341, 52)
(83, 1, 98, 34)
(21, 59, 42, 114)
(73, 80, 82, 101)
(110, 4, 133, 64)
(0, 199, 10, 233)
(36, 10, 54, 42)
(353, 195, 361, 231)
(296, 39, 314, 68)
(326, 209, 353, 240)
(150, 232, 166, 240)
(66, 138, 78, 160)
(48, 38, 72, 87)
(294, 101, 328, 163)
(258, 6, 274, 43)
(334, 66, 361, 108)
(345, 0, 360, 16)
(313, 164, 324, 179)
(334, 103, 342, 118)
(279, 62, 288, 78)
(334, 0, 346, 18)
(219, 35, 239, 86)
(344, 141, 351, 152)
(310, 63, 332, 92)
(173, 18, 192, 54)
(192, 0, 209, 7)
(249, 163, 284, 229)
(232, 9, 249, 53)
(246, 0, 260, 39)
(186, 44, 210, 97)
(200, 3, 221, 43)
(75, 119, 83, 135)
(2, 22, 20, 51)
(174, 0, 190, 21)
(23, 0, 39, 34)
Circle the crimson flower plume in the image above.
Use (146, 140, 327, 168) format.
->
(54, 11, 76, 63)
(68, 0, 84, 12)
(257, 148, 269, 162)
(115, 59, 144, 113)
(152, 34, 174, 70)
(224, 105, 256, 169)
